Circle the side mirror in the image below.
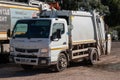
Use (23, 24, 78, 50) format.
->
(50, 29, 61, 41)
(50, 35, 54, 41)
(56, 29, 61, 39)
(7, 29, 11, 37)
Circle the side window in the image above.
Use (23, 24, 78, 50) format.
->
(52, 23, 65, 35)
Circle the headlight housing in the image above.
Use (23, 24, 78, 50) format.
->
(41, 48, 48, 53)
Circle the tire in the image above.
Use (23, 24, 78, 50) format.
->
(21, 64, 33, 71)
(88, 48, 99, 65)
(53, 53, 68, 72)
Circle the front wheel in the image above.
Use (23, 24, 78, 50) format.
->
(53, 53, 68, 72)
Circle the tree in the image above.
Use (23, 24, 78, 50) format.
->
(101, 0, 120, 27)
(59, 0, 120, 27)
(60, 0, 109, 15)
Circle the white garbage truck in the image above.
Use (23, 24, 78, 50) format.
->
(9, 10, 111, 71)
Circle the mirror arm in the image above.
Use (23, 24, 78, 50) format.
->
(7, 29, 11, 37)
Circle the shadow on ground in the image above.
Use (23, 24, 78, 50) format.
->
(92, 62, 120, 72)
(0, 61, 91, 78)
(0, 53, 9, 64)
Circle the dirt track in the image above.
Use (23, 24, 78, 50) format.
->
(0, 42, 120, 80)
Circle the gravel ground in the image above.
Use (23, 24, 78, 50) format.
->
(0, 42, 120, 80)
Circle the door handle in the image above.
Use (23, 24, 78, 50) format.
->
(63, 42, 67, 45)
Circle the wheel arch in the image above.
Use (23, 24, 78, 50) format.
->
(60, 50, 70, 63)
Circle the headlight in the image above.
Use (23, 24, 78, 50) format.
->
(10, 46, 14, 52)
(41, 48, 48, 53)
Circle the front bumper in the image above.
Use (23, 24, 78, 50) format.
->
(9, 55, 51, 66)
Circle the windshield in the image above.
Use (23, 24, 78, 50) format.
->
(12, 20, 51, 38)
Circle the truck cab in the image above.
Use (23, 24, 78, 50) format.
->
(10, 18, 69, 70)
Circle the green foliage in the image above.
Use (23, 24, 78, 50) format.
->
(88, 0, 110, 15)
(60, 0, 120, 27)
(101, 0, 120, 27)
(61, 0, 109, 15)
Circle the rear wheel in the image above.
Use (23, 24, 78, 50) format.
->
(21, 64, 33, 71)
(52, 53, 68, 72)
(88, 48, 99, 65)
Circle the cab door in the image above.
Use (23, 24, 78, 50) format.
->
(50, 20, 68, 62)
(50, 22, 68, 48)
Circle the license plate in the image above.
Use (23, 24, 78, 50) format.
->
(20, 58, 30, 62)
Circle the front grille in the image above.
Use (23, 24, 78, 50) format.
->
(27, 49, 39, 53)
(15, 48, 39, 53)
(15, 48, 25, 53)
(17, 55, 37, 58)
